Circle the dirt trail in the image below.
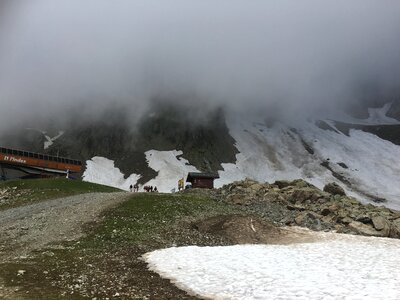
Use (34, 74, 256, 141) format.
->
(0, 192, 129, 263)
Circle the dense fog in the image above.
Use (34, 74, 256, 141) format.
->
(1, 0, 400, 130)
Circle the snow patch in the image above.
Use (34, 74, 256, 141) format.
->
(83, 156, 140, 191)
(216, 113, 400, 210)
(144, 232, 400, 300)
(26, 128, 65, 149)
(43, 130, 65, 149)
(144, 150, 199, 193)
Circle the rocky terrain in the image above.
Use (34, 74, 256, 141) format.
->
(1, 179, 400, 299)
(0, 187, 31, 207)
(188, 179, 400, 239)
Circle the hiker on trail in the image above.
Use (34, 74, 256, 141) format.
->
(154, 186, 158, 193)
(129, 184, 133, 192)
(150, 186, 154, 192)
(134, 183, 139, 192)
(178, 178, 184, 191)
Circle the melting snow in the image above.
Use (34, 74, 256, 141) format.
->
(216, 113, 400, 210)
(83, 156, 140, 191)
(26, 128, 65, 149)
(144, 150, 199, 193)
(43, 130, 65, 149)
(82, 150, 198, 192)
(144, 232, 400, 300)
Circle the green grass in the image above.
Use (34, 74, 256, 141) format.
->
(81, 193, 236, 248)
(0, 193, 238, 299)
(0, 178, 120, 211)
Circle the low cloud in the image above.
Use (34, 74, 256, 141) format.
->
(0, 0, 400, 130)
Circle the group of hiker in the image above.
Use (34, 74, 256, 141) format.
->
(129, 183, 139, 192)
(129, 183, 157, 193)
(143, 185, 158, 192)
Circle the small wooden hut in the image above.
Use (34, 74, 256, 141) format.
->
(186, 172, 219, 189)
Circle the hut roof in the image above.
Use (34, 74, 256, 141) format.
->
(187, 172, 220, 180)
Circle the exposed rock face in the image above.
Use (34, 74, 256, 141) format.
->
(192, 178, 400, 239)
(323, 182, 346, 196)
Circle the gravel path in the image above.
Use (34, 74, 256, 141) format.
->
(0, 192, 129, 263)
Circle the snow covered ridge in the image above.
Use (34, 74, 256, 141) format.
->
(144, 231, 400, 300)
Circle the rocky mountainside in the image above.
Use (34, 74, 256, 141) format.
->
(1, 103, 237, 184)
(2, 100, 400, 209)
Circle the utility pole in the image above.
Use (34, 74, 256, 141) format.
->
(0, 164, 6, 181)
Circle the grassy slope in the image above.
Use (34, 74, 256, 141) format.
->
(0, 178, 120, 211)
(0, 193, 239, 299)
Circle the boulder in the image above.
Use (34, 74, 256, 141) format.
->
(372, 216, 387, 231)
(226, 194, 251, 206)
(340, 217, 353, 225)
(295, 213, 306, 225)
(323, 182, 346, 196)
(321, 207, 331, 216)
(389, 218, 400, 238)
(348, 221, 388, 237)
(292, 179, 311, 188)
(294, 211, 321, 226)
(249, 183, 265, 193)
(273, 180, 292, 189)
(291, 188, 320, 203)
(355, 214, 372, 224)
(263, 192, 285, 203)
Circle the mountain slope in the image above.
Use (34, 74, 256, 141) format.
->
(2, 103, 400, 209)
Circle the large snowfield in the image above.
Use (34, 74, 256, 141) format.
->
(83, 156, 141, 191)
(144, 231, 400, 300)
(82, 104, 400, 209)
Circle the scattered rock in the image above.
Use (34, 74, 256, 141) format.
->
(348, 221, 383, 237)
(190, 178, 400, 239)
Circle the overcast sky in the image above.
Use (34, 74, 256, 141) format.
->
(1, 0, 400, 128)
